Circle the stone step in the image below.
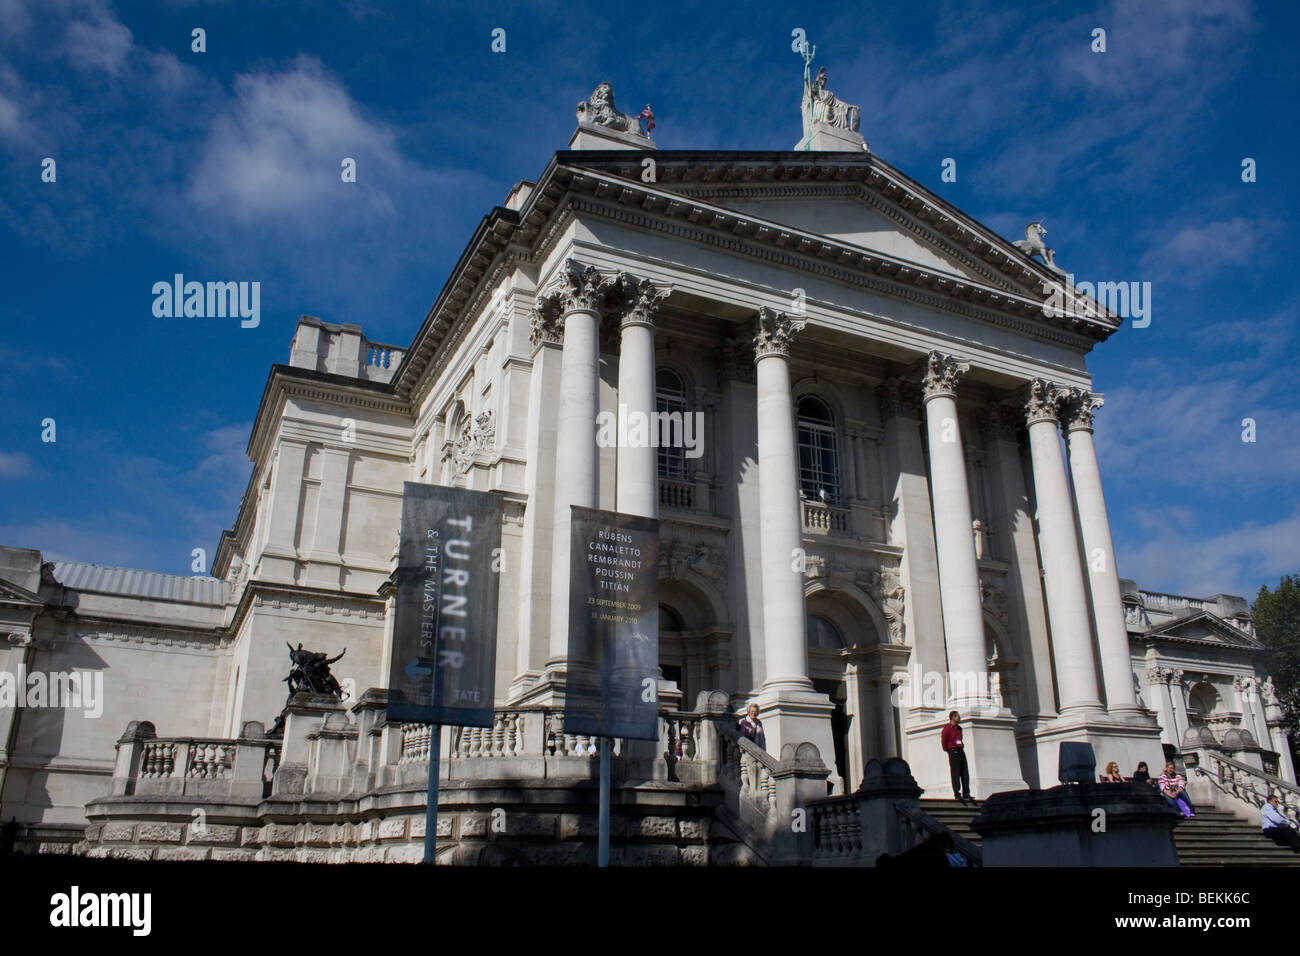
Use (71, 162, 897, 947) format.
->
(917, 798, 1300, 866)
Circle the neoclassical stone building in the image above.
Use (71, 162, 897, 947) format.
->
(0, 77, 1292, 861)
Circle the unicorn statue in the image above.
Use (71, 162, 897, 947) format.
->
(1012, 221, 1065, 275)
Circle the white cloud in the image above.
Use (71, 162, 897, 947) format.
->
(1117, 504, 1300, 599)
(1138, 217, 1274, 284)
(187, 56, 400, 223)
(62, 9, 133, 77)
(0, 452, 33, 477)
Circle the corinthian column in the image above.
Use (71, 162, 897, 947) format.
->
(1064, 389, 1141, 716)
(614, 275, 669, 519)
(754, 307, 812, 692)
(1024, 379, 1102, 714)
(921, 351, 988, 710)
(540, 261, 609, 667)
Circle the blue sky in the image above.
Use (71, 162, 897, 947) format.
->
(0, 0, 1296, 601)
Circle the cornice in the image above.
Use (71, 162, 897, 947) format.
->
(562, 193, 1100, 352)
(226, 581, 388, 644)
(392, 149, 1120, 406)
(70, 615, 230, 650)
(558, 152, 1114, 316)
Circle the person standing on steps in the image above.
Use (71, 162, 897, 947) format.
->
(738, 702, 766, 751)
(941, 710, 972, 803)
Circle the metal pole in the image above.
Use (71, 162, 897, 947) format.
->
(424, 722, 442, 864)
(598, 735, 611, 867)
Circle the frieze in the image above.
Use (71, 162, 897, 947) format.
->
(659, 540, 727, 592)
(447, 410, 497, 477)
(979, 578, 1009, 625)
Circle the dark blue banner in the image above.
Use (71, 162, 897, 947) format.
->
(387, 482, 502, 727)
(564, 505, 660, 740)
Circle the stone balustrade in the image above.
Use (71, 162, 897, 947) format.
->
(808, 756, 981, 866)
(81, 688, 830, 865)
(110, 720, 277, 801)
(1196, 749, 1300, 826)
(801, 498, 851, 535)
(658, 478, 694, 511)
(287, 315, 405, 384)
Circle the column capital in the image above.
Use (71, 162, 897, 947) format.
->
(921, 351, 971, 402)
(611, 273, 671, 329)
(529, 310, 565, 347)
(752, 306, 805, 360)
(531, 259, 615, 346)
(1062, 387, 1105, 432)
(540, 259, 611, 313)
(877, 377, 923, 421)
(1023, 377, 1066, 426)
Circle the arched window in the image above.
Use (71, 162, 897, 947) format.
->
(1188, 682, 1221, 723)
(656, 367, 689, 480)
(807, 613, 845, 650)
(797, 396, 841, 503)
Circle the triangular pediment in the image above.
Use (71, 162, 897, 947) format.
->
(0, 577, 44, 607)
(395, 149, 1120, 399)
(1148, 610, 1261, 649)
(710, 195, 993, 284)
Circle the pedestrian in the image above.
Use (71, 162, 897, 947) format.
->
(1156, 762, 1194, 817)
(1261, 795, 1300, 851)
(1131, 761, 1152, 785)
(738, 703, 766, 750)
(941, 710, 972, 803)
(1101, 761, 1125, 783)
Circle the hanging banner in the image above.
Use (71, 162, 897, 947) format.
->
(387, 482, 502, 728)
(564, 505, 660, 741)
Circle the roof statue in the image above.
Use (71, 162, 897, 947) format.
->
(570, 82, 656, 151)
(797, 43, 867, 152)
(1012, 220, 1067, 275)
(576, 82, 648, 137)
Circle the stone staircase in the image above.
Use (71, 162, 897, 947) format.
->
(1169, 808, 1300, 866)
(920, 798, 1300, 866)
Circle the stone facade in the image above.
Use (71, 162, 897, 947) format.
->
(0, 97, 1291, 862)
